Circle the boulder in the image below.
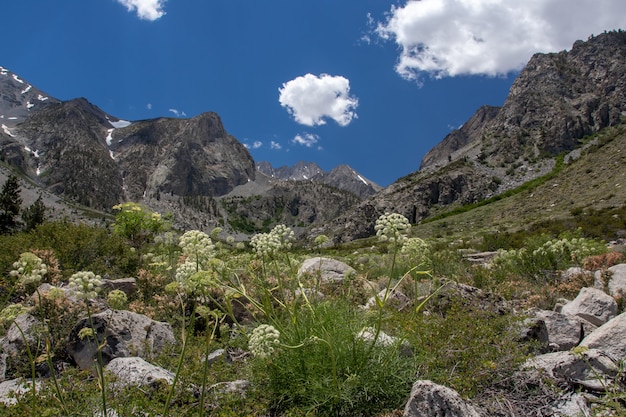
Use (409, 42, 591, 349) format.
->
(580, 312, 626, 360)
(527, 308, 592, 351)
(363, 288, 410, 311)
(208, 379, 250, 395)
(105, 357, 174, 389)
(0, 378, 41, 405)
(516, 316, 549, 348)
(297, 257, 356, 284)
(403, 380, 481, 417)
(523, 348, 618, 383)
(561, 267, 593, 282)
(356, 327, 411, 356)
(67, 309, 176, 370)
(102, 278, 137, 297)
(560, 287, 617, 326)
(0, 313, 43, 357)
(595, 264, 626, 297)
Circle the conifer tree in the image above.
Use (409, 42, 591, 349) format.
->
(0, 174, 22, 233)
(22, 194, 46, 231)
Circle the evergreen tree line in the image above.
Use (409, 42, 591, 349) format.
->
(0, 174, 46, 234)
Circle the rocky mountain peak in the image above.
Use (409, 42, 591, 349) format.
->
(256, 160, 381, 199)
(322, 30, 626, 243)
(0, 66, 60, 127)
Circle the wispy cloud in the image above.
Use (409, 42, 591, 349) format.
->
(374, 0, 626, 81)
(146, 103, 152, 110)
(270, 141, 282, 150)
(278, 73, 358, 127)
(292, 133, 320, 148)
(168, 108, 186, 117)
(244, 140, 263, 150)
(116, 0, 166, 21)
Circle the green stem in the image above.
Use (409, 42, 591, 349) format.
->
(198, 317, 220, 416)
(86, 302, 107, 417)
(13, 322, 38, 402)
(163, 291, 191, 416)
(35, 289, 68, 415)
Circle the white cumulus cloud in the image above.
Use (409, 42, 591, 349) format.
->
(278, 74, 358, 127)
(375, 0, 626, 80)
(292, 133, 320, 148)
(270, 141, 282, 150)
(116, 0, 166, 21)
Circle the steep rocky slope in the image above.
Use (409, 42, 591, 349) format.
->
(322, 31, 626, 242)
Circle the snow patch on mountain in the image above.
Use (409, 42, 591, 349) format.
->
(2, 124, 14, 137)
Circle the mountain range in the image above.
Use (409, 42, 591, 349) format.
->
(1, 30, 625, 241)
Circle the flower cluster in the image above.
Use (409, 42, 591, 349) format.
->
(250, 224, 294, 258)
(532, 237, 606, 264)
(68, 271, 103, 300)
(107, 289, 128, 310)
(401, 237, 431, 266)
(375, 213, 411, 245)
(175, 259, 200, 286)
(0, 303, 31, 330)
(185, 270, 220, 294)
(179, 230, 215, 268)
(10, 252, 48, 286)
(248, 324, 281, 359)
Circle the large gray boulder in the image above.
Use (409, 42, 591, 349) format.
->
(0, 313, 43, 357)
(560, 287, 617, 326)
(580, 312, 626, 360)
(105, 357, 174, 389)
(403, 380, 481, 417)
(67, 309, 176, 370)
(0, 313, 44, 381)
(523, 348, 619, 383)
(527, 308, 591, 351)
(297, 257, 356, 284)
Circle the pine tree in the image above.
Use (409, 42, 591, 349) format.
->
(22, 194, 46, 231)
(0, 174, 23, 233)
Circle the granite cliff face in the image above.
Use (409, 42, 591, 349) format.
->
(324, 30, 626, 242)
(111, 112, 256, 201)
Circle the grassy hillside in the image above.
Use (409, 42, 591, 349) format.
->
(412, 123, 626, 245)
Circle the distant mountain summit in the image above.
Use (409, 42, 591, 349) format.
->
(0, 66, 61, 128)
(257, 161, 382, 199)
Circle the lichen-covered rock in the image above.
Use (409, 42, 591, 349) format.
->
(403, 380, 481, 417)
(298, 257, 356, 284)
(105, 357, 173, 389)
(67, 309, 175, 370)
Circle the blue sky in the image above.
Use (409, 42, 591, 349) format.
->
(1, 1, 624, 186)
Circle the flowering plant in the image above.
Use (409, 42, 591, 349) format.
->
(249, 324, 281, 358)
(10, 252, 47, 287)
(68, 271, 102, 300)
(179, 230, 215, 268)
(250, 224, 294, 258)
(375, 213, 410, 245)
